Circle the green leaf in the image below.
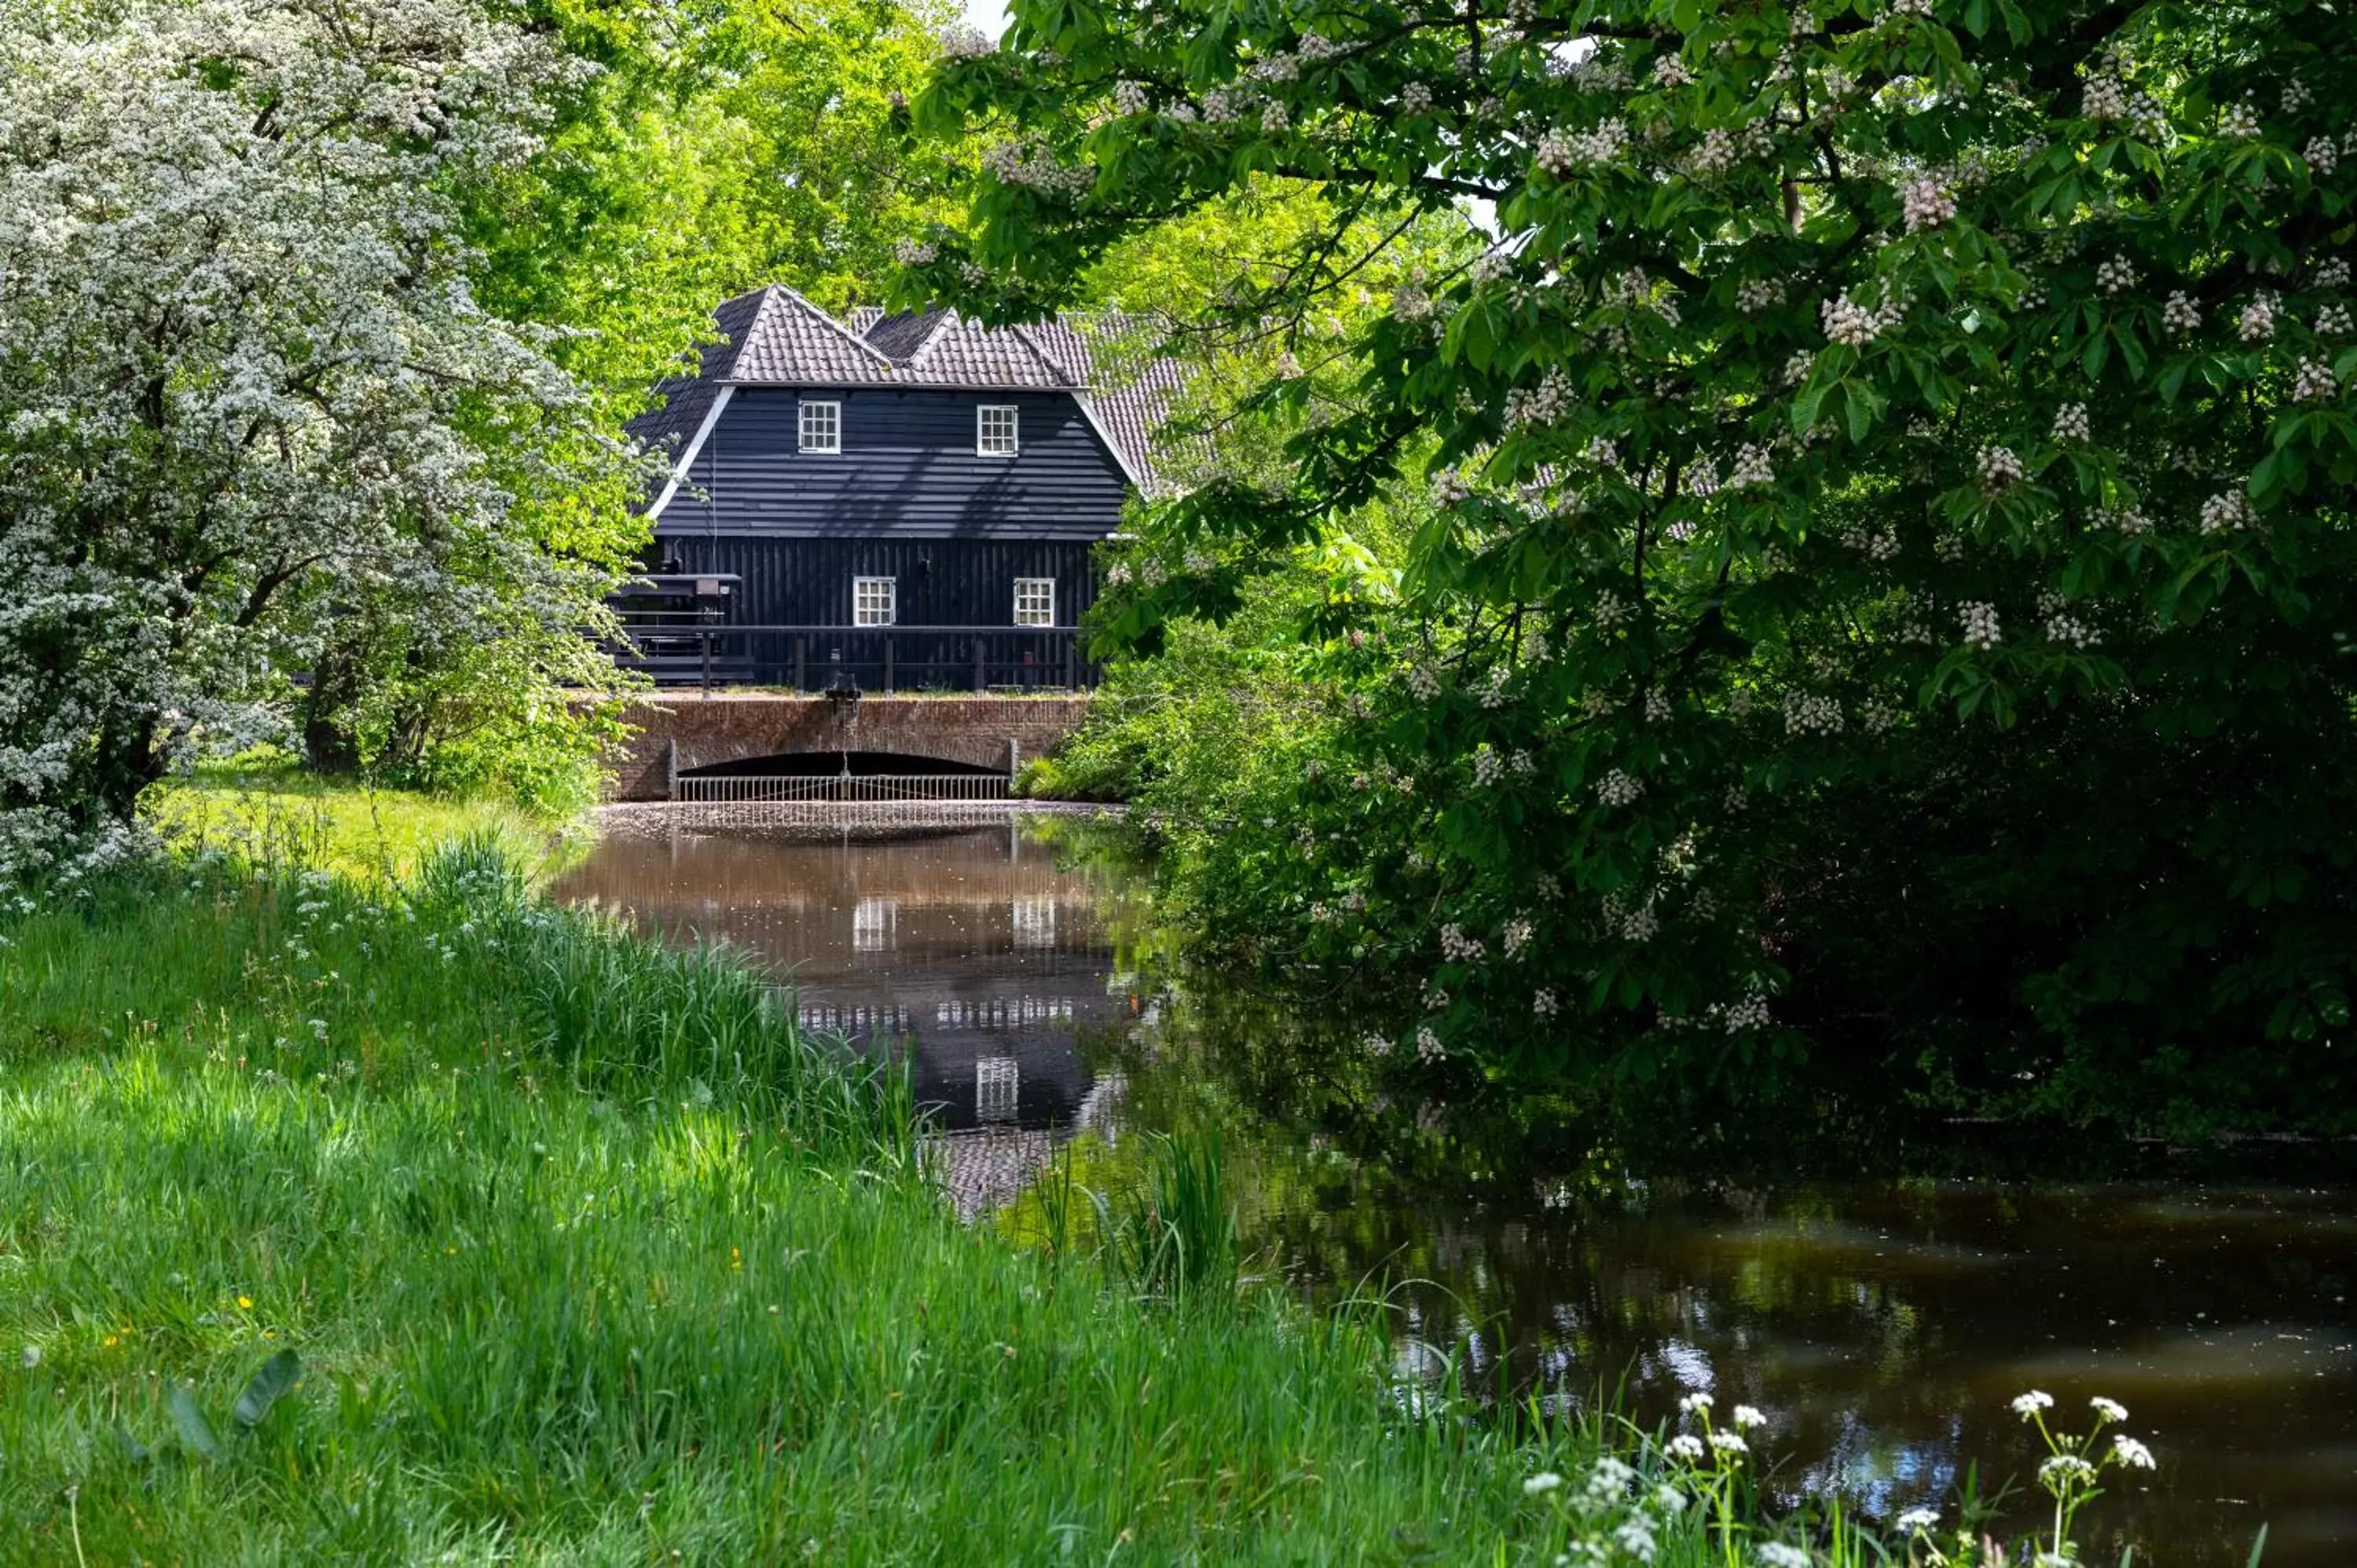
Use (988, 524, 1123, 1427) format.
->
(168, 1383, 222, 1460)
(234, 1348, 302, 1428)
(2247, 1523, 2269, 1568)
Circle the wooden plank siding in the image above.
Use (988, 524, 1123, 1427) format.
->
(659, 387, 1130, 541)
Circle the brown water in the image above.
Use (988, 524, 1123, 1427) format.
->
(556, 816, 2357, 1565)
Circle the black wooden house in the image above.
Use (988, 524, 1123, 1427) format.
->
(620, 286, 1178, 691)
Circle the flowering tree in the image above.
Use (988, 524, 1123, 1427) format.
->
(0, 0, 647, 876)
(911, 0, 2357, 1128)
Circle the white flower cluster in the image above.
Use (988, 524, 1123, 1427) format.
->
(1783, 691, 1843, 735)
(1783, 350, 1816, 386)
(1503, 917, 1534, 955)
(1416, 1026, 1446, 1062)
(1959, 601, 2002, 649)
(1977, 445, 2025, 489)
(1900, 177, 1956, 233)
(1735, 278, 1783, 313)
(1113, 79, 1149, 115)
(2306, 137, 2340, 175)
(1391, 285, 1431, 322)
(2319, 302, 2354, 335)
(2219, 100, 2261, 138)
(1430, 466, 1470, 504)
(2321, 257, 2353, 288)
(1521, 623, 1552, 663)
(1729, 443, 1776, 489)
(1599, 892, 1659, 942)
(1400, 81, 1432, 115)
(1821, 289, 1903, 347)
(2093, 504, 2151, 535)
(1595, 768, 1643, 807)
(1756, 1544, 1809, 1568)
(1503, 366, 1571, 430)
(981, 139, 1094, 194)
(1363, 1031, 1393, 1057)
(1534, 118, 1628, 174)
(2046, 611, 2099, 649)
(1593, 589, 1632, 628)
(1860, 698, 1896, 734)
(2083, 74, 2127, 120)
(1888, 0, 1934, 15)
(1896, 1507, 1940, 1533)
(1532, 988, 1558, 1017)
(1724, 991, 1771, 1031)
(1201, 90, 1239, 123)
(2292, 357, 2338, 402)
(1684, 457, 1721, 499)
(2239, 293, 2277, 342)
(1248, 51, 1298, 82)
(2095, 254, 2138, 294)
(2052, 402, 2091, 441)
(936, 22, 994, 57)
(1261, 101, 1289, 133)
(1653, 53, 1690, 87)
(2200, 489, 2253, 534)
(1406, 664, 1442, 701)
(2162, 291, 2202, 332)
(1439, 922, 1486, 962)
(1480, 668, 1513, 709)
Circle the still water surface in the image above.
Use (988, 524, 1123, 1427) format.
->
(557, 816, 2357, 1565)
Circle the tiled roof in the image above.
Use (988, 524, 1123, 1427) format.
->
(630, 287, 1189, 494)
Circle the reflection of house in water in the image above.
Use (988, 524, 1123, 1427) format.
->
(554, 822, 1137, 1150)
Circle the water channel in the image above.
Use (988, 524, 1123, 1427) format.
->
(556, 812, 2357, 1566)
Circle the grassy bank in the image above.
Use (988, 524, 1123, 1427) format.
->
(0, 786, 2088, 1564)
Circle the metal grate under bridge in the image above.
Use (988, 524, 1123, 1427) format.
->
(673, 773, 1012, 804)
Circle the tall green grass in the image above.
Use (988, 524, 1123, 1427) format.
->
(0, 838, 2101, 1565)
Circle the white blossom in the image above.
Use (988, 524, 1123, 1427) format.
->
(2219, 100, 2260, 139)
(1732, 1404, 1768, 1430)
(1756, 1545, 1810, 1568)
(2082, 75, 2127, 121)
(2090, 1397, 2128, 1422)
(2199, 489, 2253, 535)
(1976, 445, 2025, 489)
(894, 238, 938, 266)
(936, 22, 995, 57)
(1400, 81, 1433, 115)
(2319, 302, 2354, 336)
(1415, 1026, 1445, 1061)
(2239, 293, 2277, 342)
(2052, 403, 2091, 441)
(2095, 254, 2138, 294)
(1113, 79, 1149, 115)
(2162, 291, 2202, 332)
(1895, 1508, 1939, 1533)
(1523, 1471, 1563, 1496)
(2112, 1434, 2157, 1469)
(1532, 987, 1558, 1017)
(1960, 602, 2002, 650)
(2011, 1390, 2055, 1416)
(1729, 444, 1776, 489)
(2305, 137, 2340, 176)
(1900, 178, 1956, 233)
(1595, 769, 1642, 807)
(2291, 357, 2337, 403)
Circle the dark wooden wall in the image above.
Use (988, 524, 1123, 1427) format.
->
(660, 387, 1131, 540)
(659, 536, 1098, 629)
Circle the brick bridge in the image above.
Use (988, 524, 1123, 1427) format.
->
(604, 693, 1092, 801)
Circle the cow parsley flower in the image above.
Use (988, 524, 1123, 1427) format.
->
(1756, 1546, 1810, 1568)
(2113, 1435, 2157, 1469)
(2090, 1397, 2128, 1422)
(1732, 1404, 1768, 1430)
(1896, 1508, 1940, 1533)
(2011, 1390, 2055, 1416)
(1678, 1391, 1714, 1414)
(2040, 1454, 2099, 1486)
(1666, 1434, 1706, 1460)
(1523, 1470, 1564, 1496)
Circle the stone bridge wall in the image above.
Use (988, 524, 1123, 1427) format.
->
(604, 693, 1092, 801)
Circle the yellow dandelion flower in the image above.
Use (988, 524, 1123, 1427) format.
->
(237, 1295, 254, 1310)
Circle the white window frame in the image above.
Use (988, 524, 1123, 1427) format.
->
(1012, 577, 1056, 627)
(852, 576, 896, 627)
(798, 398, 841, 454)
(977, 404, 1020, 457)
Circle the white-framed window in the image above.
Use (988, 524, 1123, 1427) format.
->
(852, 576, 896, 626)
(977, 404, 1020, 456)
(1013, 577, 1056, 627)
(798, 398, 841, 453)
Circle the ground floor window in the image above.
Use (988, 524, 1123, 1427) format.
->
(853, 576, 896, 626)
(1013, 577, 1055, 626)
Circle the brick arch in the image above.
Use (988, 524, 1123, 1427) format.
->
(605, 694, 1092, 801)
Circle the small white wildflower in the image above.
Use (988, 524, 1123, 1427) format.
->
(2090, 1397, 2128, 1422)
(1896, 1508, 1939, 1533)
(1708, 1431, 1749, 1455)
(1523, 1471, 1564, 1496)
(20, 1345, 38, 1369)
(1756, 1546, 1811, 1568)
(1678, 1391, 1714, 1415)
(2011, 1389, 2056, 1416)
(2112, 1434, 2157, 1470)
(1732, 1404, 1768, 1430)
(1666, 1434, 1706, 1460)
(2040, 1454, 2099, 1486)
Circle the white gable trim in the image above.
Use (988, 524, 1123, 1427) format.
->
(645, 384, 735, 522)
(1072, 392, 1149, 493)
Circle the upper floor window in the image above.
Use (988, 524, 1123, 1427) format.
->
(1013, 577, 1055, 626)
(977, 405, 1020, 456)
(799, 399, 841, 453)
(852, 576, 896, 626)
